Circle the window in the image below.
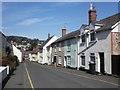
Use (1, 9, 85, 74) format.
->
(58, 56, 62, 64)
(90, 32, 95, 41)
(81, 56, 85, 66)
(59, 43, 61, 51)
(67, 41, 71, 51)
(47, 47, 50, 52)
(54, 45, 56, 52)
(67, 56, 71, 65)
(81, 34, 85, 43)
(90, 53, 95, 63)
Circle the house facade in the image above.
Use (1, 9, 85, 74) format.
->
(38, 34, 57, 64)
(51, 27, 80, 69)
(51, 28, 66, 67)
(78, 4, 120, 76)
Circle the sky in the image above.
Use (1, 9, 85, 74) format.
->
(2, 2, 119, 40)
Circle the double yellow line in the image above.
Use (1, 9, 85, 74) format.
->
(24, 63, 34, 90)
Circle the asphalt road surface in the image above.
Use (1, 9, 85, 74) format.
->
(3, 61, 119, 89)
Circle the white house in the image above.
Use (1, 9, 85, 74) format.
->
(78, 4, 120, 76)
(12, 45, 22, 62)
(38, 34, 57, 64)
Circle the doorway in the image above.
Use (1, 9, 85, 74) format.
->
(53, 56, 56, 64)
(99, 53, 105, 74)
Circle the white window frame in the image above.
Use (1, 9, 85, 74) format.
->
(54, 45, 56, 52)
(58, 43, 61, 51)
(90, 53, 95, 63)
(67, 41, 71, 51)
(90, 32, 96, 42)
(58, 56, 62, 64)
(81, 34, 86, 43)
(67, 56, 71, 65)
(81, 55, 85, 66)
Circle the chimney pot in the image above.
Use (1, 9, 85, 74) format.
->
(62, 26, 66, 37)
(88, 4, 96, 24)
(48, 33, 50, 38)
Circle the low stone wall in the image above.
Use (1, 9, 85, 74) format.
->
(0, 66, 9, 90)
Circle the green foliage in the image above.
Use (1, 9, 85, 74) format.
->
(1, 55, 19, 74)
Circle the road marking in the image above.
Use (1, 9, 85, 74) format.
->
(42, 65, 119, 87)
(24, 63, 34, 90)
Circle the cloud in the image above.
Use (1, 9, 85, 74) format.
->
(17, 17, 53, 26)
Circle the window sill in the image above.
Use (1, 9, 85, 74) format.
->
(67, 50, 71, 52)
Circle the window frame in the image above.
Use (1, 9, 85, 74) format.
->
(67, 56, 71, 65)
(58, 43, 61, 52)
(58, 56, 62, 65)
(81, 55, 85, 66)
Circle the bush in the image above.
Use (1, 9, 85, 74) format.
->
(13, 55, 19, 66)
(1, 55, 19, 74)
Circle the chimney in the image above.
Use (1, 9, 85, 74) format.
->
(48, 33, 50, 38)
(88, 4, 96, 24)
(62, 26, 66, 37)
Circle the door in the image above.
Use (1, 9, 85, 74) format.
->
(112, 55, 120, 76)
(53, 56, 56, 64)
(64, 56, 67, 67)
(99, 53, 105, 74)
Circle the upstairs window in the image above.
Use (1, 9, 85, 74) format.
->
(67, 41, 71, 51)
(81, 34, 85, 43)
(90, 32, 95, 41)
(58, 43, 61, 51)
(54, 45, 56, 52)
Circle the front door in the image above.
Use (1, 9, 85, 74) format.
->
(99, 53, 105, 74)
(53, 56, 56, 64)
(64, 56, 67, 67)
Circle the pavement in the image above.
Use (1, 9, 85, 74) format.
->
(2, 61, 120, 89)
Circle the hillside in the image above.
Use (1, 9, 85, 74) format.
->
(7, 36, 44, 50)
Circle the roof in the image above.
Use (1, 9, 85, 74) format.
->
(41, 35, 54, 48)
(53, 30, 80, 44)
(95, 13, 120, 31)
(80, 24, 89, 30)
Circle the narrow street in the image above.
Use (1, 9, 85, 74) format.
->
(3, 61, 119, 89)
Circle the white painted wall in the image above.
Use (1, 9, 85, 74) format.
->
(79, 22, 119, 74)
(112, 22, 120, 32)
(39, 35, 57, 64)
(12, 45, 22, 62)
(0, 66, 9, 90)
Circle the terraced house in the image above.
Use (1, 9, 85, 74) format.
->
(51, 26, 80, 69)
(38, 34, 57, 65)
(78, 4, 120, 76)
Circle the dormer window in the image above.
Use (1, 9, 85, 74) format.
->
(81, 34, 85, 43)
(90, 32, 95, 41)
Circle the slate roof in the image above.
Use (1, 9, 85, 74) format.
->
(52, 30, 80, 44)
(95, 13, 120, 31)
(41, 35, 54, 48)
(80, 24, 89, 30)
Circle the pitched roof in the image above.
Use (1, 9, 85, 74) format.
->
(80, 24, 89, 30)
(96, 13, 120, 31)
(53, 30, 80, 44)
(41, 35, 54, 48)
